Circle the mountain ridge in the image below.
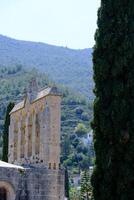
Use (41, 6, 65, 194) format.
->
(0, 34, 93, 99)
(0, 34, 91, 50)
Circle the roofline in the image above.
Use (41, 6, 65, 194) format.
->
(9, 98, 26, 115)
(32, 93, 61, 104)
(10, 93, 61, 115)
(10, 107, 24, 115)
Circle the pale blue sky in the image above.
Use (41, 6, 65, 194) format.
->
(0, 0, 100, 49)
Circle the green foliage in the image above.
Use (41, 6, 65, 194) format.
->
(0, 35, 93, 99)
(81, 112, 90, 121)
(0, 66, 94, 171)
(0, 135, 2, 159)
(61, 134, 71, 162)
(79, 155, 91, 170)
(2, 102, 14, 162)
(65, 168, 70, 199)
(80, 170, 92, 200)
(75, 123, 88, 137)
(75, 107, 84, 115)
(70, 187, 80, 200)
(91, 1, 134, 200)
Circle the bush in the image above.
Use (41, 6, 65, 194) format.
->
(75, 123, 88, 137)
(81, 112, 90, 121)
(75, 107, 84, 115)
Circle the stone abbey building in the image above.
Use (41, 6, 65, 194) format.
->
(0, 86, 65, 200)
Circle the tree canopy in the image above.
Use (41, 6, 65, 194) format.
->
(2, 102, 14, 162)
(91, 1, 134, 200)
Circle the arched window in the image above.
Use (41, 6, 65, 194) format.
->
(0, 187, 6, 200)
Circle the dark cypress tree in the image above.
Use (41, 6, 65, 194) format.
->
(91, 1, 134, 200)
(2, 102, 14, 162)
(65, 167, 70, 199)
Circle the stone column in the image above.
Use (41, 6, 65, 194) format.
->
(24, 113, 29, 159)
(32, 112, 36, 159)
(8, 116, 14, 163)
(39, 112, 44, 162)
(17, 117, 22, 163)
(42, 105, 50, 167)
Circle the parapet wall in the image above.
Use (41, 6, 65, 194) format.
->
(0, 166, 65, 200)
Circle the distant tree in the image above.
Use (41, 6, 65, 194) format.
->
(2, 102, 14, 162)
(70, 133, 77, 140)
(16, 64, 23, 72)
(65, 167, 70, 199)
(81, 112, 90, 121)
(75, 123, 87, 137)
(79, 156, 90, 170)
(75, 107, 84, 115)
(80, 170, 92, 200)
(71, 137, 80, 148)
(61, 134, 70, 161)
(76, 144, 88, 154)
(70, 187, 80, 200)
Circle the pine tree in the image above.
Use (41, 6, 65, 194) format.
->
(91, 1, 134, 200)
(65, 167, 70, 199)
(80, 170, 92, 200)
(2, 102, 14, 162)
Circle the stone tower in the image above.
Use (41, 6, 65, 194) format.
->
(0, 86, 65, 200)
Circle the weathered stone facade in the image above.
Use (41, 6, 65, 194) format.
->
(0, 86, 65, 200)
(9, 87, 61, 169)
(0, 164, 64, 200)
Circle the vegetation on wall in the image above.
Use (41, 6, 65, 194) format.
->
(91, 1, 134, 200)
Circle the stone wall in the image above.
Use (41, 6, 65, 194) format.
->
(0, 166, 65, 200)
(9, 94, 61, 169)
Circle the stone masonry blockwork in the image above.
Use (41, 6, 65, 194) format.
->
(0, 166, 65, 200)
(0, 87, 65, 200)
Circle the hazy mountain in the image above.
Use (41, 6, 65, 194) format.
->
(0, 35, 93, 99)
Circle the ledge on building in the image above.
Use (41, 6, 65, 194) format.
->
(0, 160, 24, 169)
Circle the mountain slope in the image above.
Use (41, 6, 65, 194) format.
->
(0, 35, 93, 99)
(0, 66, 93, 169)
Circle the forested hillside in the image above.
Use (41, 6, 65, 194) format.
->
(0, 66, 93, 171)
(0, 35, 93, 99)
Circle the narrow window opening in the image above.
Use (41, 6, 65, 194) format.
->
(49, 163, 51, 169)
(53, 163, 56, 169)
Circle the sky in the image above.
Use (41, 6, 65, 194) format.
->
(0, 0, 100, 49)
